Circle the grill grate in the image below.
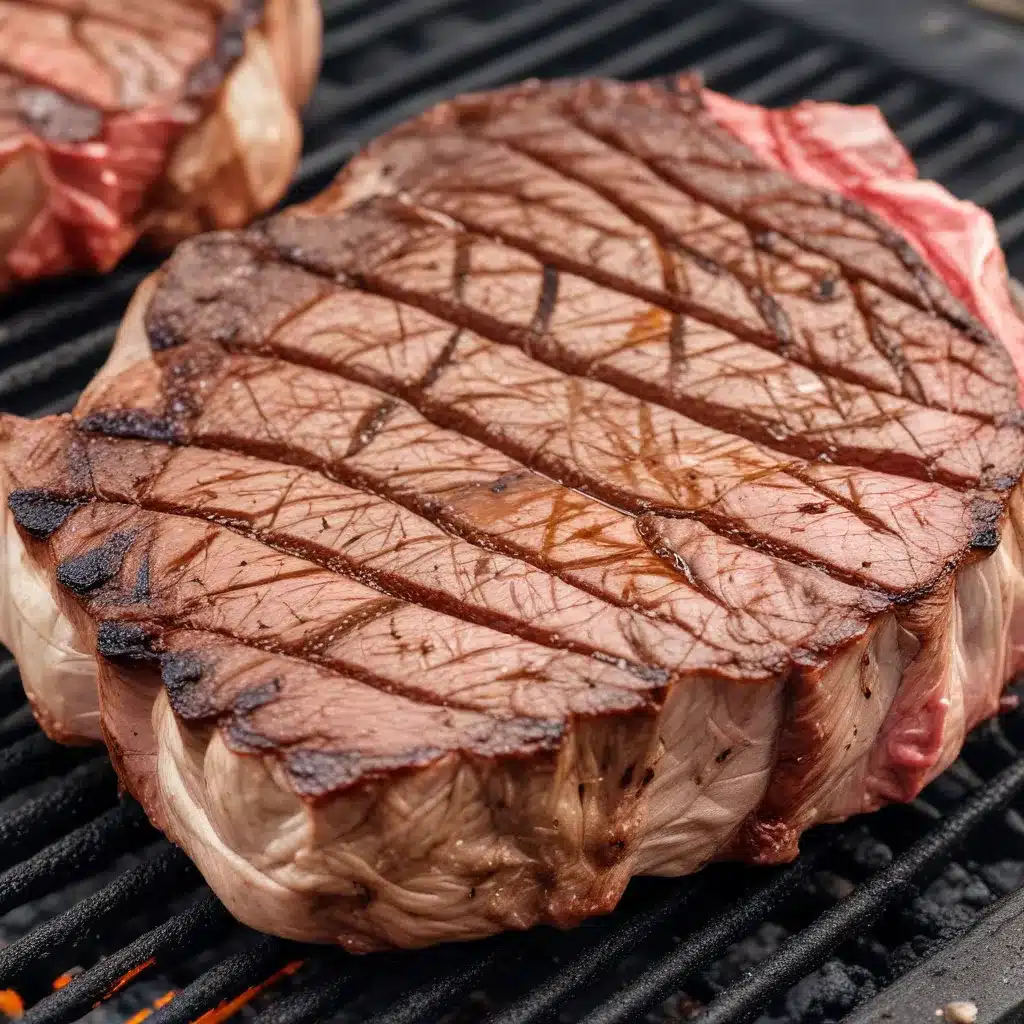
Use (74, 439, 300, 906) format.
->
(2, 2, 1024, 1023)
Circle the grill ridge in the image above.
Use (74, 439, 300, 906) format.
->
(1, 2, 1024, 1023)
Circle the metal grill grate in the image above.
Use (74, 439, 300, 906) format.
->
(2, 2, 1024, 1023)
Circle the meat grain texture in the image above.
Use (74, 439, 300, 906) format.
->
(0, 0, 322, 289)
(2, 77, 1024, 951)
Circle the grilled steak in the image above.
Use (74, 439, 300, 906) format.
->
(0, 0, 321, 290)
(2, 77, 1024, 951)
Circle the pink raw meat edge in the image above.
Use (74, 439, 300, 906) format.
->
(704, 90, 1024, 392)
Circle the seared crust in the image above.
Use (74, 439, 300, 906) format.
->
(3, 77, 1024, 948)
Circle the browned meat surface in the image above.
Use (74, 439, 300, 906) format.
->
(2, 78, 1024, 951)
(0, 0, 320, 289)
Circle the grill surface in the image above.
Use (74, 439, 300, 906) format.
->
(2, 2, 1024, 1023)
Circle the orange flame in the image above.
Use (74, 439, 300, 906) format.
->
(124, 990, 176, 1024)
(102, 959, 157, 1000)
(0, 957, 301, 1024)
(190, 961, 303, 1024)
(0, 990, 24, 1020)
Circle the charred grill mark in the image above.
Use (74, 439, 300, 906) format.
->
(530, 265, 560, 337)
(56, 531, 136, 595)
(161, 652, 213, 719)
(344, 399, 398, 459)
(96, 620, 161, 663)
(78, 409, 182, 444)
(970, 497, 1005, 552)
(7, 489, 84, 539)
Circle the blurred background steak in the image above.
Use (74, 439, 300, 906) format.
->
(0, 0, 322, 291)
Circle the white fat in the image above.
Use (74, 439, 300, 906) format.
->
(0, 502, 99, 741)
(635, 675, 782, 874)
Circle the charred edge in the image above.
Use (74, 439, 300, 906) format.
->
(78, 410, 181, 444)
(465, 717, 565, 758)
(224, 679, 282, 752)
(17, 86, 103, 144)
(345, 399, 398, 459)
(530, 266, 560, 337)
(970, 497, 1006, 553)
(96, 621, 161, 663)
(283, 747, 447, 796)
(186, 0, 266, 97)
(160, 652, 213, 719)
(56, 532, 136, 595)
(7, 489, 84, 539)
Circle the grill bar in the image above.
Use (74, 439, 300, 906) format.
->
(0, 845, 198, 987)
(145, 936, 300, 1024)
(0, 800, 152, 916)
(0, 732, 93, 801)
(249, 963, 361, 1024)
(19, 893, 233, 1024)
(576, 844, 837, 1024)
(363, 943, 511, 1024)
(483, 884, 699, 1024)
(295, 0, 684, 188)
(0, 705, 39, 745)
(0, 759, 117, 872)
(691, 754, 1024, 1024)
(0, 662, 23, 718)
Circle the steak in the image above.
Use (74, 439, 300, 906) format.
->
(0, 0, 321, 290)
(2, 77, 1024, 951)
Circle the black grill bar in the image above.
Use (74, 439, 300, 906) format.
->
(0, 661, 24, 718)
(321, 0, 462, 60)
(0, 844, 198, 987)
(0, 732, 94, 801)
(0, 704, 39, 745)
(689, 753, 1024, 1024)
(19, 892, 233, 1024)
(363, 942, 511, 1024)
(0, 759, 117, 872)
(145, 936, 300, 1024)
(0, 800, 153, 916)
(250, 963, 361, 1024)
(295, 0, 684, 189)
(576, 844, 838, 1024)
(584, 6, 741, 79)
(483, 882, 699, 1024)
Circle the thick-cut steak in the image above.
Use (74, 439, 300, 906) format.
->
(0, 0, 321, 289)
(2, 78, 1024, 951)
